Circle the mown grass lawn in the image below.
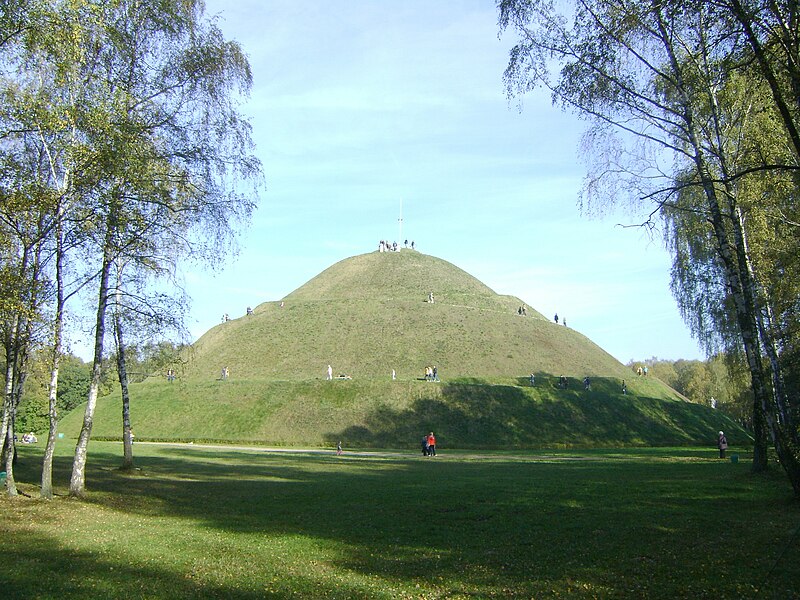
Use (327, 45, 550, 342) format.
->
(2, 442, 798, 599)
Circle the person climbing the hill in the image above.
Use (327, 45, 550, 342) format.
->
(621, 380, 627, 395)
(427, 432, 436, 456)
(583, 376, 591, 391)
(717, 431, 728, 458)
(554, 313, 559, 324)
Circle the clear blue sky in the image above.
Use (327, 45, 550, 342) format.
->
(176, 0, 704, 364)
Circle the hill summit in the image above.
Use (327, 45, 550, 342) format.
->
(186, 250, 630, 381)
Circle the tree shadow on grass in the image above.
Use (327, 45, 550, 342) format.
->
(0, 526, 289, 600)
(5, 443, 796, 599)
(327, 378, 747, 450)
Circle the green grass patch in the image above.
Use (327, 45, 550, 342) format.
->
(58, 376, 747, 449)
(2, 442, 798, 598)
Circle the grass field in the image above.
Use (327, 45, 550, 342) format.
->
(2, 442, 798, 599)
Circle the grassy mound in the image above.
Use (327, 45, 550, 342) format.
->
(185, 251, 627, 381)
(59, 250, 746, 448)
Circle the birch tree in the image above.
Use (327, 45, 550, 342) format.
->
(64, 0, 260, 497)
(1, 0, 103, 498)
(499, 0, 800, 493)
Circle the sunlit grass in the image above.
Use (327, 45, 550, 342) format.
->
(2, 442, 798, 598)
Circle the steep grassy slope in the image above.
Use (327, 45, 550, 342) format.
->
(185, 251, 628, 381)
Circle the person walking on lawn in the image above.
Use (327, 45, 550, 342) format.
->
(427, 432, 436, 456)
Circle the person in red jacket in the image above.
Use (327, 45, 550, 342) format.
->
(427, 432, 436, 456)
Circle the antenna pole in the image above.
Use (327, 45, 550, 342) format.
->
(398, 197, 403, 244)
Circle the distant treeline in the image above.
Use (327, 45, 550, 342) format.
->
(5, 341, 185, 434)
(628, 356, 752, 429)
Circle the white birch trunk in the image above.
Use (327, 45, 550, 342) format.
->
(114, 265, 134, 470)
(41, 212, 65, 500)
(69, 240, 113, 498)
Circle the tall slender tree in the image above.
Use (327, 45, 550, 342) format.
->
(63, 0, 260, 497)
(499, 0, 800, 493)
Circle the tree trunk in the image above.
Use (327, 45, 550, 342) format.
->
(754, 288, 796, 439)
(41, 213, 65, 500)
(114, 273, 134, 470)
(69, 236, 114, 498)
(3, 315, 30, 498)
(5, 365, 29, 497)
(689, 162, 772, 471)
(0, 345, 13, 465)
(3, 418, 17, 497)
(663, 28, 774, 473)
(0, 247, 26, 465)
(730, 207, 800, 491)
(1, 325, 17, 495)
(40, 348, 61, 500)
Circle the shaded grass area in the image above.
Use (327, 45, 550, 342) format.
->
(2, 443, 798, 599)
(59, 376, 747, 449)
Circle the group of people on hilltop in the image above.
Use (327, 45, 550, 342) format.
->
(378, 239, 415, 252)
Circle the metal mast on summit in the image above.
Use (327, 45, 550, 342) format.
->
(398, 197, 403, 245)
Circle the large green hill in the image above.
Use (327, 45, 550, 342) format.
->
(59, 250, 747, 448)
(185, 250, 630, 381)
